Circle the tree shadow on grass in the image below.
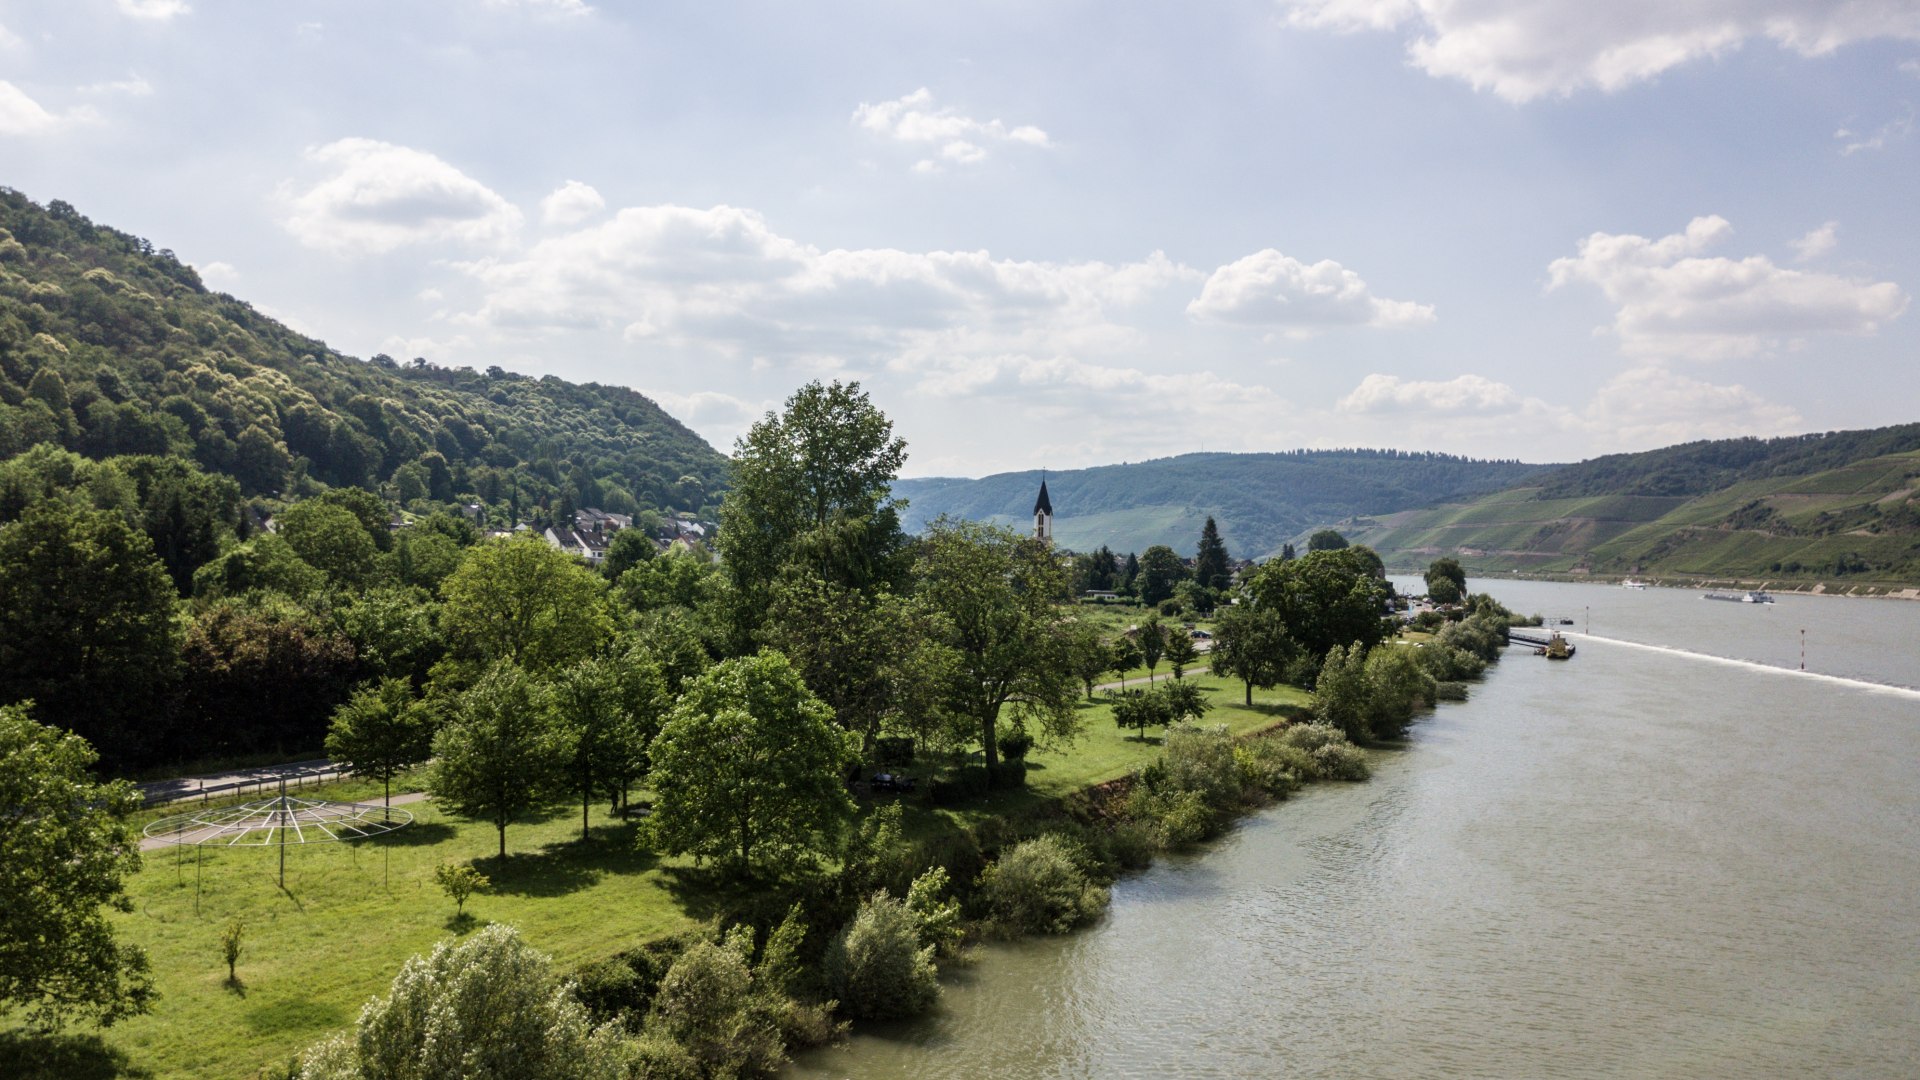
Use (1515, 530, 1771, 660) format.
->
(371, 822, 458, 848)
(1245, 701, 1312, 723)
(0, 1031, 152, 1080)
(484, 823, 659, 898)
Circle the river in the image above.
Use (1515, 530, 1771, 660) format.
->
(791, 579, 1920, 1078)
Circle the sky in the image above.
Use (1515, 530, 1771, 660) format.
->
(2, 0, 1916, 477)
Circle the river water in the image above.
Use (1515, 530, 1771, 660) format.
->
(792, 580, 1920, 1078)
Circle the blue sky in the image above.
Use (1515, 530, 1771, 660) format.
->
(3, 0, 1916, 475)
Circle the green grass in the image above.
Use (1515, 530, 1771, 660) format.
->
(23, 672, 1308, 1079)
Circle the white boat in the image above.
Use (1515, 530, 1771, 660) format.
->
(1621, 579, 1647, 590)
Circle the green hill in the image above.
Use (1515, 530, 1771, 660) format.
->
(1341, 427, 1920, 586)
(894, 451, 1550, 558)
(0, 189, 727, 521)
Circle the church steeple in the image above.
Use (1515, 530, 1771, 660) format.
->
(1033, 476, 1053, 545)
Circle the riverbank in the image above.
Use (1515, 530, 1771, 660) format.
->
(14, 674, 1318, 1079)
(1390, 566, 1920, 600)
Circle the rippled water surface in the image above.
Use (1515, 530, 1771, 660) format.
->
(791, 581, 1920, 1079)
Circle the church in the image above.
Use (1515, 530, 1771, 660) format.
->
(1033, 477, 1053, 545)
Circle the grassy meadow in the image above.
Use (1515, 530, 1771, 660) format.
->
(7, 672, 1310, 1079)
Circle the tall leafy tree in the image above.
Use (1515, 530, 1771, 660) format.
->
(1194, 516, 1232, 590)
(1063, 621, 1114, 699)
(1307, 529, 1349, 552)
(440, 532, 611, 674)
(1137, 615, 1167, 683)
(761, 571, 937, 756)
(646, 651, 857, 876)
(276, 500, 380, 590)
(0, 704, 154, 1029)
(1425, 557, 1467, 606)
(549, 654, 664, 840)
(429, 663, 567, 859)
(177, 595, 360, 761)
(0, 502, 179, 765)
(1242, 548, 1392, 663)
(915, 519, 1078, 769)
(1210, 604, 1297, 705)
(325, 678, 437, 807)
(1164, 630, 1199, 679)
(1137, 545, 1188, 606)
(718, 380, 909, 644)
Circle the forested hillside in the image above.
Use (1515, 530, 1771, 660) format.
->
(0, 189, 727, 519)
(1342, 426, 1920, 585)
(895, 451, 1549, 558)
(0, 189, 732, 772)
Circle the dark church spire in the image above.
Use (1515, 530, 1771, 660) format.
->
(1033, 477, 1053, 515)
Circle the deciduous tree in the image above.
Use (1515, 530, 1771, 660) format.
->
(0, 704, 154, 1029)
(0, 502, 179, 765)
(325, 677, 436, 807)
(429, 663, 567, 859)
(440, 533, 610, 674)
(1209, 604, 1296, 705)
(646, 651, 857, 875)
(914, 519, 1079, 769)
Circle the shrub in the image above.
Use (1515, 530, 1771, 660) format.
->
(1105, 820, 1159, 871)
(824, 892, 941, 1020)
(1153, 789, 1216, 848)
(298, 924, 636, 1080)
(976, 835, 1108, 936)
(996, 728, 1032, 762)
(1158, 723, 1242, 811)
(1233, 740, 1304, 798)
(1279, 724, 1370, 781)
(1361, 645, 1434, 737)
(1312, 643, 1373, 742)
(990, 759, 1028, 789)
(434, 862, 489, 917)
(1433, 680, 1469, 702)
(904, 867, 964, 957)
(643, 938, 786, 1079)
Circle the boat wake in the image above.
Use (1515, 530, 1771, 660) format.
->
(1575, 633, 1920, 701)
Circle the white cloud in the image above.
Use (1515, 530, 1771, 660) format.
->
(1329, 365, 1801, 453)
(1338, 373, 1523, 414)
(116, 0, 191, 20)
(644, 389, 774, 449)
(1584, 365, 1803, 446)
(1185, 248, 1436, 330)
(283, 138, 523, 256)
(853, 88, 1052, 168)
(0, 81, 96, 136)
(0, 22, 21, 50)
(1276, 0, 1920, 102)
(1791, 221, 1838, 261)
(1835, 107, 1915, 154)
(1902, 57, 1920, 76)
(80, 72, 154, 97)
(456, 203, 1198, 365)
(1547, 215, 1908, 358)
(540, 179, 605, 226)
(197, 261, 239, 288)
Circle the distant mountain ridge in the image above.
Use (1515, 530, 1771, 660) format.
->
(893, 450, 1551, 558)
(1340, 425, 1920, 585)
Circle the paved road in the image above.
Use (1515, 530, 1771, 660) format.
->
(135, 758, 346, 807)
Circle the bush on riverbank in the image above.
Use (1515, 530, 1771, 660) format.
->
(975, 834, 1109, 936)
(1277, 723, 1370, 781)
(825, 893, 941, 1020)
